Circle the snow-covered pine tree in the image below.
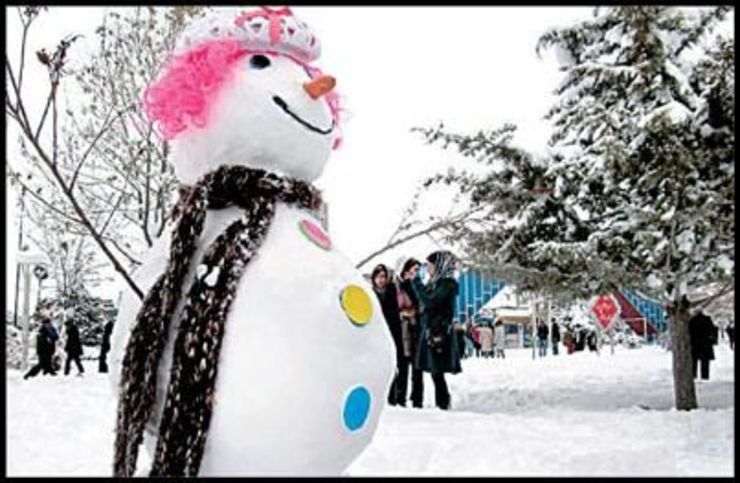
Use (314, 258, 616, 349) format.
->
(415, 6, 734, 410)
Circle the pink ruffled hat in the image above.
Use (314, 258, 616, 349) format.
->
(175, 6, 322, 63)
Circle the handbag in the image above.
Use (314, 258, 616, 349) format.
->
(426, 325, 447, 355)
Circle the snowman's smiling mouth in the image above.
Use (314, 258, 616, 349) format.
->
(272, 96, 335, 135)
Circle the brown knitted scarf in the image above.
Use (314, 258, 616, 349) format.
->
(113, 165, 322, 477)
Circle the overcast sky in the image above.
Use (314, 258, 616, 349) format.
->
(6, 6, 604, 305)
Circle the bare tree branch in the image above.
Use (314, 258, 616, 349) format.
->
(21, 130, 143, 299)
(106, 237, 142, 267)
(68, 107, 124, 191)
(98, 189, 128, 237)
(691, 280, 735, 312)
(34, 82, 57, 141)
(5, 53, 32, 129)
(16, 7, 30, 96)
(355, 207, 482, 270)
(7, 165, 83, 224)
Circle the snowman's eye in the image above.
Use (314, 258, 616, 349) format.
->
(249, 54, 271, 69)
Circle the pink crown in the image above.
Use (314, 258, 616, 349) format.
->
(174, 6, 322, 63)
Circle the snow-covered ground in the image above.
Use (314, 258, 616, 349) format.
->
(7, 343, 734, 476)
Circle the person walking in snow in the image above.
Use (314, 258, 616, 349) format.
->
(478, 322, 494, 358)
(537, 321, 549, 357)
(63, 319, 85, 376)
(726, 323, 734, 350)
(396, 257, 425, 409)
(563, 329, 576, 354)
(99, 319, 114, 373)
(372, 264, 406, 406)
(493, 319, 506, 358)
(689, 310, 719, 380)
(551, 320, 561, 356)
(23, 316, 59, 379)
(471, 324, 482, 357)
(406, 250, 461, 410)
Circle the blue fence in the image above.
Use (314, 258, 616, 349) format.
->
(621, 290, 668, 332)
(453, 270, 506, 324)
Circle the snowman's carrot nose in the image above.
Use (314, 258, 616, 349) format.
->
(304, 75, 336, 99)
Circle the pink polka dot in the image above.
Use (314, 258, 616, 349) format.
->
(299, 219, 331, 251)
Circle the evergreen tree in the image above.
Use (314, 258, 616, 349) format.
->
(416, 7, 733, 410)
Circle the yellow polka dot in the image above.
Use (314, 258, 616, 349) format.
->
(340, 285, 373, 326)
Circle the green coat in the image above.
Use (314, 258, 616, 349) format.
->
(411, 277, 462, 375)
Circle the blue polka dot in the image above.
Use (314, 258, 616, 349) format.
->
(343, 386, 371, 432)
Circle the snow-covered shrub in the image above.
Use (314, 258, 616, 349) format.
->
(33, 292, 117, 346)
(6, 322, 27, 369)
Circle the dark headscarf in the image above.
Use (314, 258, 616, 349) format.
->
(426, 250, 457, 285)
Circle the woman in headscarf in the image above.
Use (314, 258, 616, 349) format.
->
(403, 250, 461, 410)
(371, 264, 405, 406)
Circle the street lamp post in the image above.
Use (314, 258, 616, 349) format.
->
(13, 186, 26, 328)
(17, 251, 50, 372)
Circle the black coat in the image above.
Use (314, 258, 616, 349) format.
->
(411, 277, 461, 374)
(36, 324, 58, 359)
(689, 312, 718, 360)
(373, 283, 403, 355)
(537, 324, 549, 340)
(64, 323, 83, 357)
(551, 323, 561, 342)
(101, 321, 114, 354)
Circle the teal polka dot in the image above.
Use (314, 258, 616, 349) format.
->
(343, 386, 371, 432)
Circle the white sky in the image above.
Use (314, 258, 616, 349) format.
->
(5, 6, 600, 306)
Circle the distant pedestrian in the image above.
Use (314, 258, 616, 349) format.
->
(575, 327, 586, 351)
(726, 323, 734, 350)
(537, 321, 549, 357)
(23, 316, 59, 379)
(689, 310, 718, 380)
(551, 320, 561, 356)
(408, 250, 461, 410)
(493, 319, 506, 358)
(470, 325, 482, 357)
(587, 330, 598, 352)
(563, 329, 576, 354)
(478, 323, 494, 358)
(99, 320, 114, 373)
(63, 319, 84, 376)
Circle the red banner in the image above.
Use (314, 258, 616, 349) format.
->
(592, 295, 619, 330)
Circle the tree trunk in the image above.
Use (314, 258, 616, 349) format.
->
(670, 296, 697, 410)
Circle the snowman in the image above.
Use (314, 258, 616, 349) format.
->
(109, 7, 395, 477)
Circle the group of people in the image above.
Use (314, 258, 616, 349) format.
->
(371, 250, 461, 411)
(536, 320, 562, 356)
(561, 323, 599, 354)
(23, 310, 114, 380)
(466, 321, 506, 359)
